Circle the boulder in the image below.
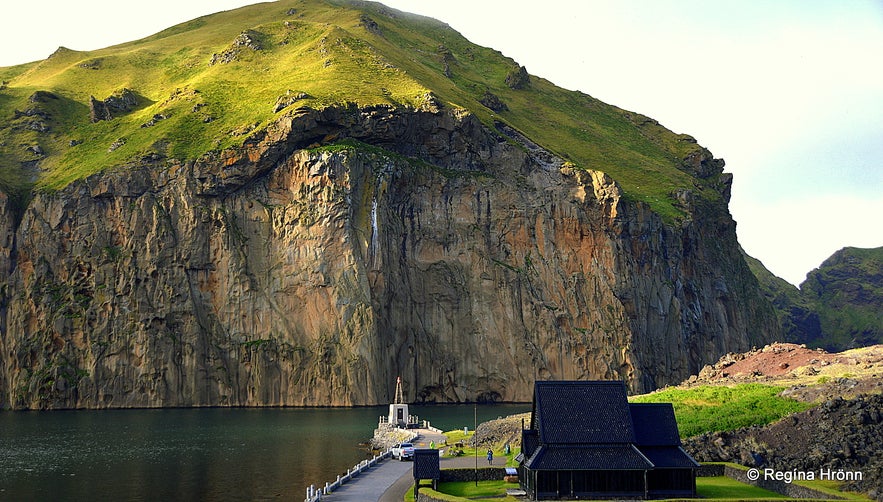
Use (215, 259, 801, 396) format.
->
(89, 89, 138, 123)
(479, 90, 507, 112)
(505, 65, 530, 89)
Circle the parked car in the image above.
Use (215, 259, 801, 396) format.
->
(391, 442, 415, 461)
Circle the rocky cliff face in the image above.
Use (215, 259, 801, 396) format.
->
(0, 105, 778, 409)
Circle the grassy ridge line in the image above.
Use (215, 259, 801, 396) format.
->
(369, 5, 711, 220)
(1, 0, 712, 222)
(4, 3, 432, 190)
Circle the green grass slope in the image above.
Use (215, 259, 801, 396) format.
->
(802, 247, 883, 349)
(630, 383, 814, 438)
(0, 0, 719, 221)
(742, 249, 825, 346)
(746, 246, 883, 350)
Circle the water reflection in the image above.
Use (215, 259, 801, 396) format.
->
(0, 404, 528, 500)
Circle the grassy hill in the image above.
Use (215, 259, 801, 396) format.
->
(746, 246, 883, 350)
(0, 0, 720, 221)
(802, 247, 883, 349)
(743, 250, 824, 346)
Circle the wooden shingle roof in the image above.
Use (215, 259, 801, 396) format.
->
(521, 380, 700, 479)
(638, 446, 701, 469)
(524, 444, 653, 470)
(629, 403, 681, 446)
(532, 381, 635, 444)
(630, 403, 700, 469)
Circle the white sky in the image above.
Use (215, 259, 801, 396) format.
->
(1, 0, 881, 286)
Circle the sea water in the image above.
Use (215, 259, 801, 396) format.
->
(0, 404, 528, 501)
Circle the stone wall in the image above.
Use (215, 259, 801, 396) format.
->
(440, 467, 506, 482)
(416, 491, 450, 502)
(416, 469, 513, 502)
(697, 463, 725, 477)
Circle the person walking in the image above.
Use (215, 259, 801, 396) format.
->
(486, 449, 493, 465)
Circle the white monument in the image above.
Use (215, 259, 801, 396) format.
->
(388, 376, 410, 427)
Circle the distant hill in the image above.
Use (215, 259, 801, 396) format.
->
(747, 246, 883, 350)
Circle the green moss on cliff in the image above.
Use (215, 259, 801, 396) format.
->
(0, 0, 716, 221)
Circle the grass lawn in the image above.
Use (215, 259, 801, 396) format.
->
(407, 475, 869, 501)
(405, 480, 519, 502)
(442, 429, 520, 466)
(696, 476, 789, 499)
(437, 480, 515, 498)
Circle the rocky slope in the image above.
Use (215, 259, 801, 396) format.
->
(681, 343, 883, 499)
(0, 1, 779, 409)
(685, 343, 883, 395)
(685, 395, 883, 501)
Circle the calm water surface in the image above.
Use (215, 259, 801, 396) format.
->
(0, 404, 528, 501)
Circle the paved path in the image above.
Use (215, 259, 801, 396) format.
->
(320, 429, 509, 502)
(321, 429, 447, 502)
(321, 458, 412, 502)
(409, 429, 447, 450)
(379, 453, 509, 502)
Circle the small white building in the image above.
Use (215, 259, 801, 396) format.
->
(385, 376, 414, 427)
(388, 402, 410, 427)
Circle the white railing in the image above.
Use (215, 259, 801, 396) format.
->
(422, 420, 443, 434)
(378, 414, 420, 426)
(304, 450, 391, 502)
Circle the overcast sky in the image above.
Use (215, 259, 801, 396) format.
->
(1, 0, 881, 286)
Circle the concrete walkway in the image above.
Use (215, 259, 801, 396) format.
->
(380, 453, 509, 502)
(319, 429, 510, 502)
(409, 429, 447, 450)
(321, 458, 412, 502)
(321, 429, 448, 502)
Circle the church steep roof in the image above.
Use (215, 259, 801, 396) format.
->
(637, 446, 701, 469)
(532, 380, 635, 444)
(524, 444, 653, 470)
(629, 402, 681, 446)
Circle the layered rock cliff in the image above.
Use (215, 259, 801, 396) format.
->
(0, 104, 778, 408)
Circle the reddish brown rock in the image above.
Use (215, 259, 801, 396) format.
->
(0, 106, 777, 409)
